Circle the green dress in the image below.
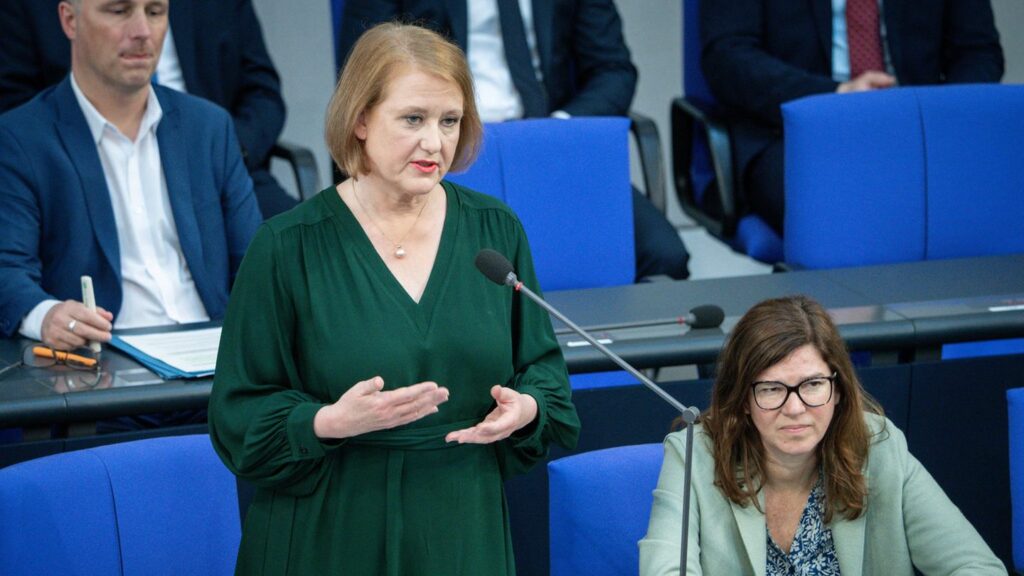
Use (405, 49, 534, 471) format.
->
(208, 182, 580, 575)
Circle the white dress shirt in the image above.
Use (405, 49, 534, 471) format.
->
(154, 25, 187, 92)
(468, 0, 546, 122)
(18, 74, 209, 339)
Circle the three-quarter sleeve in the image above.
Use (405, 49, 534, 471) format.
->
(208, 225, 340, 497)
(495, 221, 580, 478)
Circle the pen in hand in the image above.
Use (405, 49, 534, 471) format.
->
(81, 275, 102, 354)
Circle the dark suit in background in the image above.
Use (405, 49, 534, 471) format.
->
(339, 0, 638, 117)
(339, 0, 691, 281)
(701, 0, 1004, 234)
(0, 0, 296, 218)
(0, 79, 262, 338)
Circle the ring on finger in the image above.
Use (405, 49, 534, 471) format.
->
(68, 319, 78, 334)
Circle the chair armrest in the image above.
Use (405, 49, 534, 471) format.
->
(671, 97, 739, 237)
(271, 140, 320, 201)
(628, 111, 667, 214)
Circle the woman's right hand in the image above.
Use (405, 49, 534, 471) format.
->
(313, 376, 449, 439)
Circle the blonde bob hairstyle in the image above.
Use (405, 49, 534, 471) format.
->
(325, 22, 482, 178)
(701, 295, 884, 522)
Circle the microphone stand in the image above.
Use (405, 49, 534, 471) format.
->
(553, 315, 689, 336)
(511, 280, 699, 573)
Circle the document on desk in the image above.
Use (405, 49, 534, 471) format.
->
(109, 327, 221, 380)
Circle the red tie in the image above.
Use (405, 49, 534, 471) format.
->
(847, 0, 884, 77)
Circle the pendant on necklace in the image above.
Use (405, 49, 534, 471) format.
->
(394, 245, 407, 259)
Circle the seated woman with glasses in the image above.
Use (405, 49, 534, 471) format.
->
(640, 295, 1005, 575)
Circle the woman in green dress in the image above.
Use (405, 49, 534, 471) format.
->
(208, 23, 580, 575)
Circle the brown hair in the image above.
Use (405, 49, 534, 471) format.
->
(325, 22, 482, 178)
(701, 295, 883, 522)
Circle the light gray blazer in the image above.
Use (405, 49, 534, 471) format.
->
(639, 413, 1007, 575)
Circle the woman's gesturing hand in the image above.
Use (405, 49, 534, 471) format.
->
(445, 385, 538, 444)
(314, 376, 449, 439)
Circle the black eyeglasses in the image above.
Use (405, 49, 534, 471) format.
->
(751, 372, 836, 410)
(0, 345, 101, 381)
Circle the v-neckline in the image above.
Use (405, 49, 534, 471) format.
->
(325, 181, 459, 333)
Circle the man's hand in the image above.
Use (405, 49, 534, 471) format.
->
(41, 300, 113, 350)
(837, 71, 897, 93)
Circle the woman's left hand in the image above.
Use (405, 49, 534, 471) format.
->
(445, 385, 538, 444)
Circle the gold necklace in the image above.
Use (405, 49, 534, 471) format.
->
(352, 179, 430, 259)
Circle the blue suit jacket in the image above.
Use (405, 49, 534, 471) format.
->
(700, 0, 1005, 176)
(0, 77, 262, 337)
(0, 0, 284, 171)
(338, 0, 637, 117)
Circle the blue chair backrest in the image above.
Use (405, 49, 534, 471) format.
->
(682, 0, 715, 206)
(331, 0, 346, 70)
(1009, 387, 1024, 573)
(920, 87, 1024, 260)
(681, 0, 782, 263)
(683, 0, 714, 108)
(0, 434, 241, 576)
(448, 117, 636, 291)
(549, 443, 664, 576)
(783, 84, 1024, 269)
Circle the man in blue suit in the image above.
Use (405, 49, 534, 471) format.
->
(0, 0, 295, 218)
(339, 0, 691, 281)
(0, 0, 261, 351)
(701, 0, 1004, 236)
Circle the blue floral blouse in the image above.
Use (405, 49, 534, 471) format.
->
(766, 473, 841, 575)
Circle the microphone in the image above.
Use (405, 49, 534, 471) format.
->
(552, 303, 724, 335)
(475, 248, 699, 572)
(686, 304, 725, 329)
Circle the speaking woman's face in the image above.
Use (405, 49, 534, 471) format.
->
(354, 67, 463, 197)
(747, 344, 838, 466)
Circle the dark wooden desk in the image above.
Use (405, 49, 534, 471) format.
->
(1, 254, 1022, 429)
(2, 254, 1022, 575)
(550, 253, 1024, 371)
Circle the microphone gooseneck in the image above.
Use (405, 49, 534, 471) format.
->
(472, 249, 700, 422)
(473, 248, 699, 573)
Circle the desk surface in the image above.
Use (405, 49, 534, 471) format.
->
(2, 254, 1023, 428)
(550, 254, 1024, 370)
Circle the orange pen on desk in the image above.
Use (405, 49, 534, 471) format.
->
(32, 346, 97, 368)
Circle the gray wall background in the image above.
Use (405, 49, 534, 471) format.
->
(253, 0, 336, 199)
(253, 0, 1023, 218)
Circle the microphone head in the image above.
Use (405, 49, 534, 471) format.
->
(475, 249, 516, 286)
(688, 304, 725, 329)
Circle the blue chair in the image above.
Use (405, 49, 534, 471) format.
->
(1010, 387, 1024, 574)
(330, 0, 346, 69)
(783, 85, 1024, 359)
(670, 0, 783, 264)
(0, 434, 240, 576)
(449, 117, 636, 291)
(548, 443, 664, 575)
(449, 118, 638, 389)
(783, 84, 1024, 269)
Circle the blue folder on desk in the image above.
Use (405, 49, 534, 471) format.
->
(108, 323, 221, 380)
